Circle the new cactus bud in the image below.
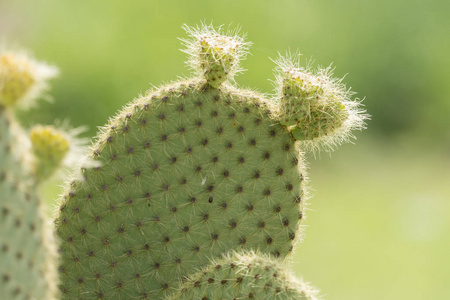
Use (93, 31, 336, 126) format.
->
(167, 251, 319, 300)
(0, 50, 58, 109)
(275, 53, 368, 152)
(181, 23, 250, 88)
(30, 125, 70, 181)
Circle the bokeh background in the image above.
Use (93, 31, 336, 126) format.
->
(1, 0, 449, 299)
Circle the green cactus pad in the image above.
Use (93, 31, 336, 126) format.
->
(0, 49, 63, 300)
(166, 251, 318, 300)
(55, 78, 306, 299)
(0, 109, 57, 300)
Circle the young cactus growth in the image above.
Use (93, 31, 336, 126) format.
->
(167, 251, 318, 300)
(0, 49, 63, 300)
(0, 50, 58, 109)
(275, 53, 367, 152)
(181, 24, 250, 88)
(30, 125, 70, 181)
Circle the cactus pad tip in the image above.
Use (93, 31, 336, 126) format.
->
(180, 23, 251, 88)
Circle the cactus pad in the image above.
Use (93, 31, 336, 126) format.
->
(56, 79, 306, 299)
(167, 251, 318, 300)
(55, 24, 366, 299)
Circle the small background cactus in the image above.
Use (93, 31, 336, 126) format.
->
(0, 50, 65, 300)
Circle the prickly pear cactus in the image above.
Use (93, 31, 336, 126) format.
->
(0, 50, 67, 300)
(55, 24, 366, 299)
(168, 251, 318, 300)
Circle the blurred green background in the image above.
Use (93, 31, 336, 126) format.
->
(1, 0, 449, 299)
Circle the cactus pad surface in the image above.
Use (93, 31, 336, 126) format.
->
(56, 79, 305, 299)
